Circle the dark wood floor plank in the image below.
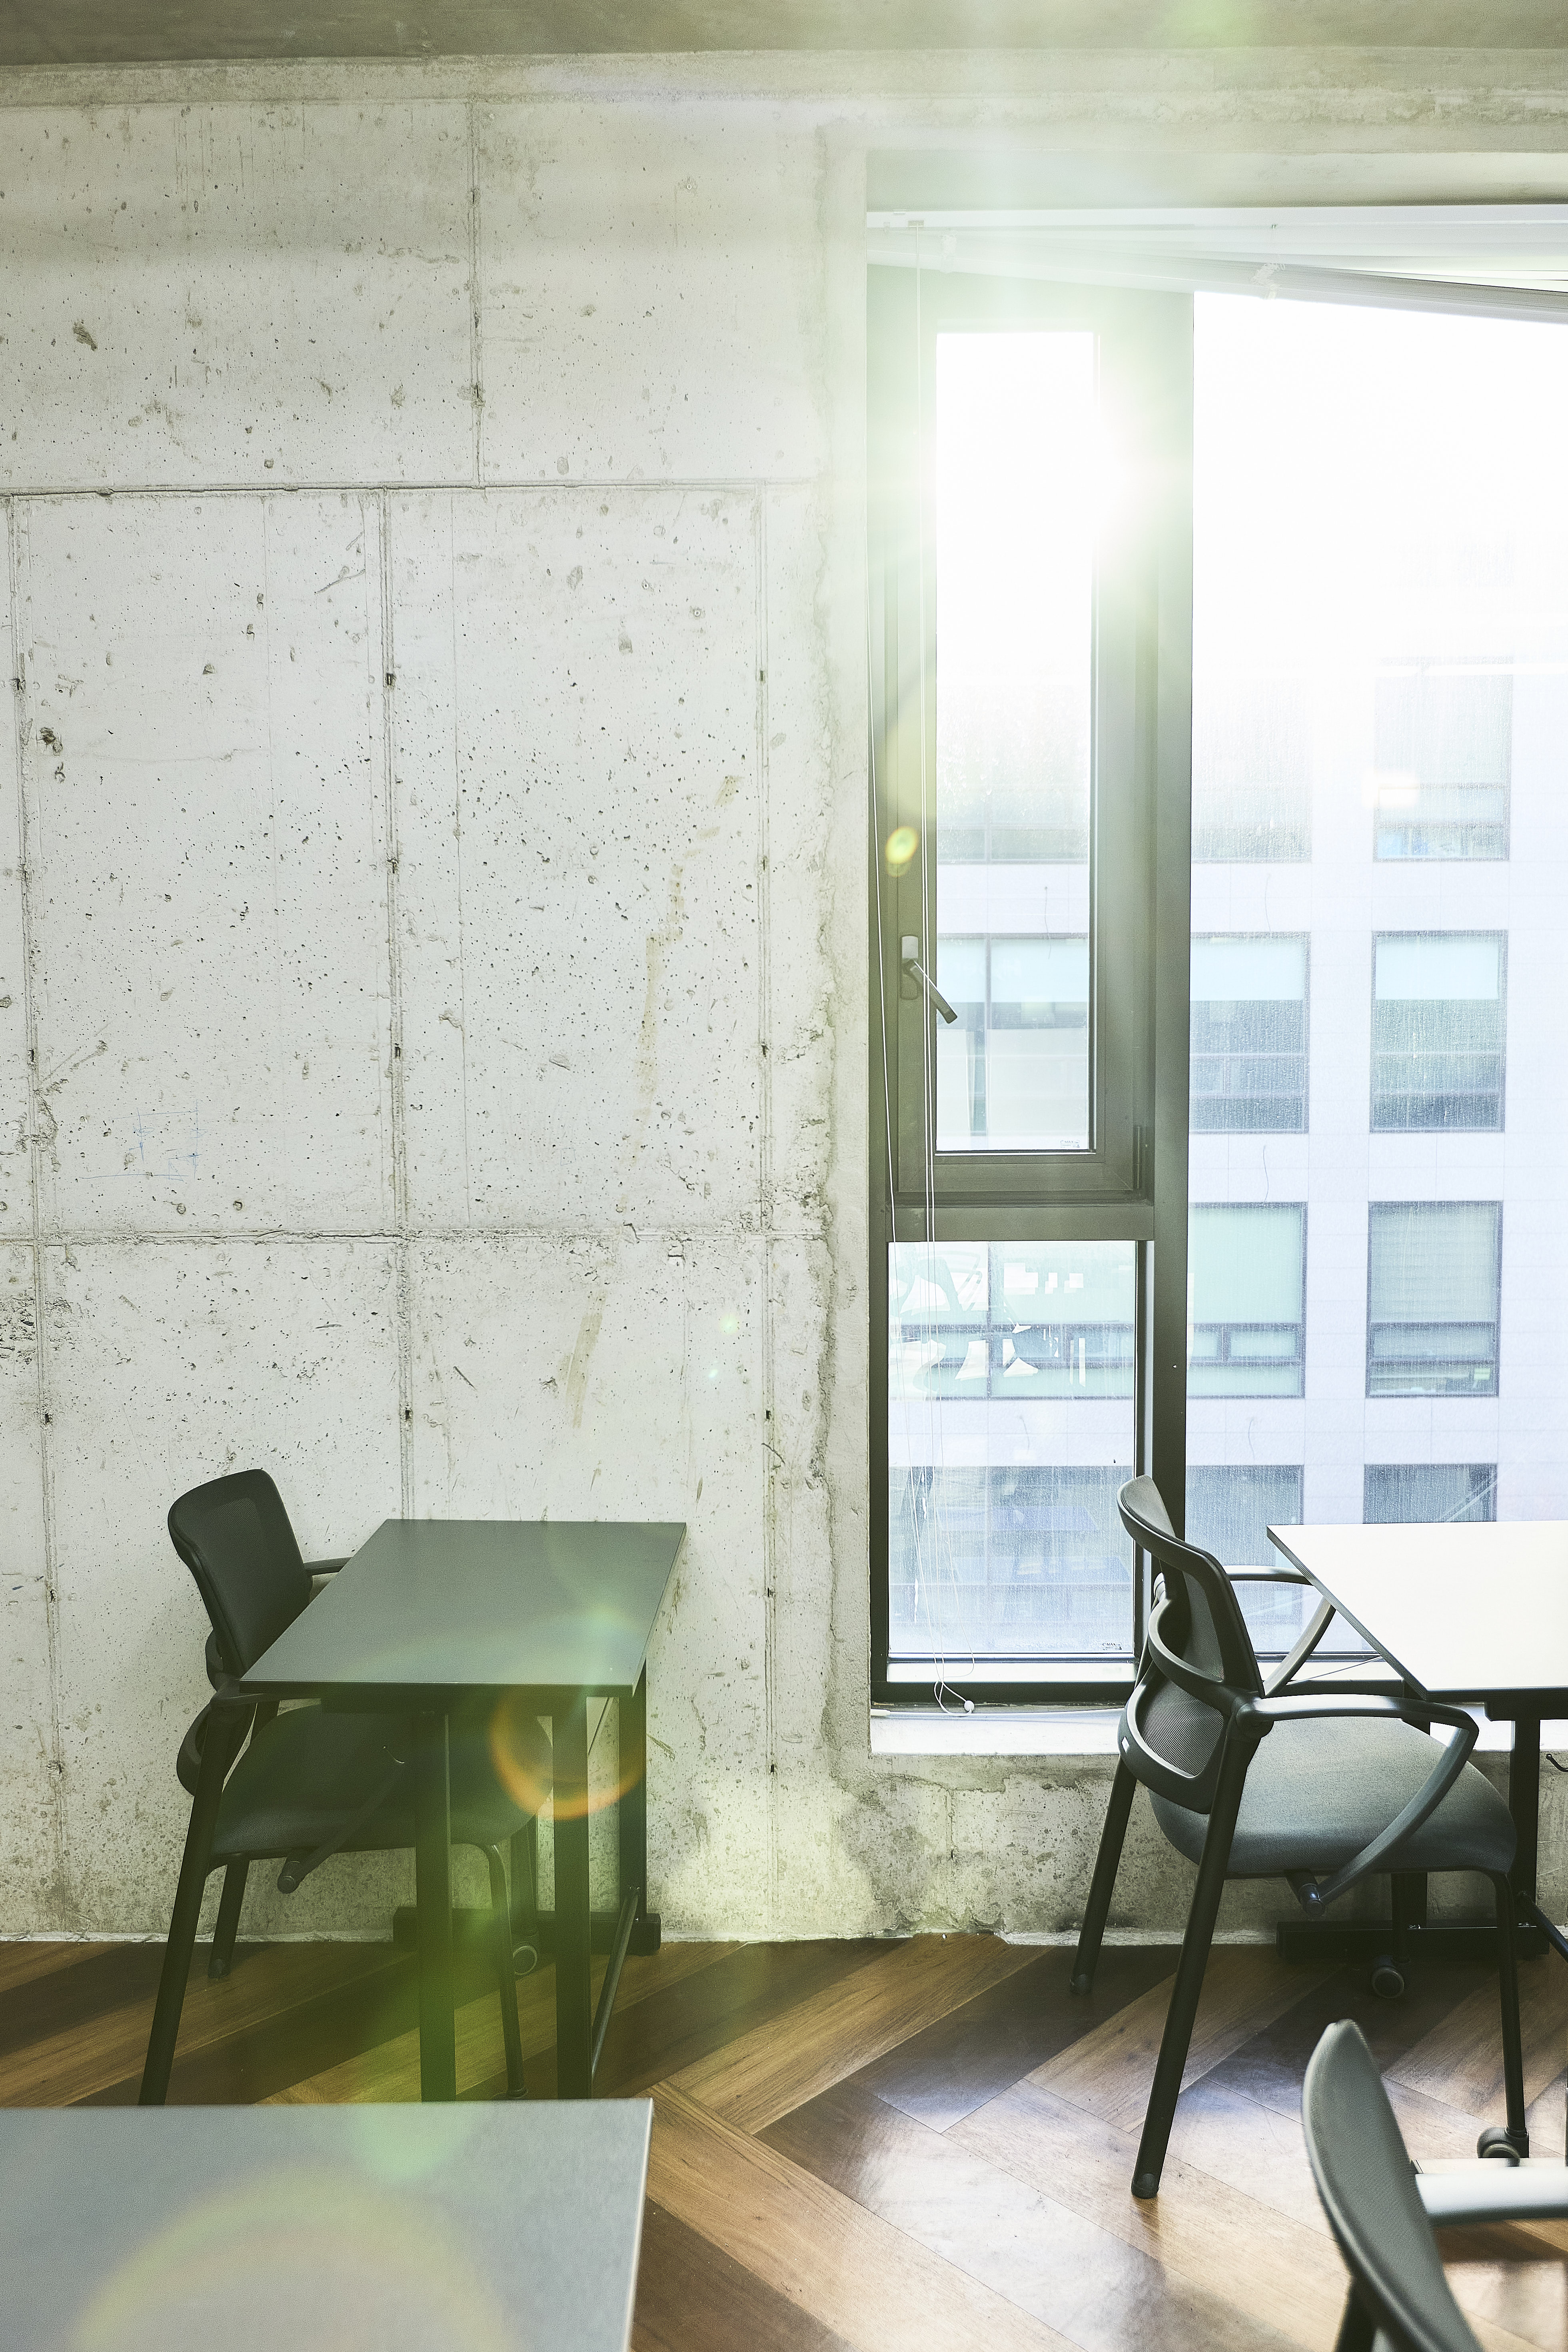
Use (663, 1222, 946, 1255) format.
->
(1200, 1954, 1498, 2122)
(846, 1945, 1179, 2132)
(0, 1939, 107, 2000)
(673, 1934, 1036, 2134)
(632, 2201, 859, 2352)
(1391, 1955, 1568, 2118)
(3, 1939, 398, 2107)
(589, 1938, 891, 2102)
(0, 1942, 170, 2061)
(763, 2076, 1306, 2352)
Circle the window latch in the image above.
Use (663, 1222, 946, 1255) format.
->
(900, 936, 957, 1024)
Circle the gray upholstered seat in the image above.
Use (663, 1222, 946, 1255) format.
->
(1149, 1704, 1515, 1879)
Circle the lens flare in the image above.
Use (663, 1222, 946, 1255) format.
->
(884, 825, 918, 875)
(488, 1691, 643, 1823)
(73, 2167, 511, 2352)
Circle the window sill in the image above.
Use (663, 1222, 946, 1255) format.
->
(870, 1706, 1123, 1757)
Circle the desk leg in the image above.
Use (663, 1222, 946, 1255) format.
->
(1508, 1714, 1542, 1932)
(553, 1693, 593, 2098)
(413, 1710, 457, 2103)
(620, 1668, 661, 1958)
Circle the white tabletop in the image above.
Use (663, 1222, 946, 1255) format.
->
(0, 2101, 651, 2352)
(1267, 1520, 1568, 1704)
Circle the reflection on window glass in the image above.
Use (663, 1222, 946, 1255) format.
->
(935, 332, 1097, 1155)
(1190, 935, 1308, 1132)
(936, 935, 1089, 1150)
(1372, 933, 1505, 1131)
(1364, 1462, 1497, 1524)
(1192, 676, 1312, 861)
(1188, 1204, 1305, 1398)
(1186, 1463, 1307, 1653)
(888, 1241, 1134, 1659)
(1367, 1202, 1500, 1398)
(1372, 661, 1511, 859)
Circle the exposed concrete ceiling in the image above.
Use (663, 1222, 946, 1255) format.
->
(3, 0, 1568, 68)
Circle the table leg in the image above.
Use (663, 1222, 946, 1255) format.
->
(619, 1667, 661, 1958)
(553, 1692, 593, 2098)
(1508, 1714, 1542, 1929)
(413, 1709, 457, 2103)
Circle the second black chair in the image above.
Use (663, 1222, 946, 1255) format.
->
(1072, 1475, 1526, 2198)
(140, 1469, 543, 2104)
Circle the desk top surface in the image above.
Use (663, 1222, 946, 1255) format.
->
(242, 1518, 685, 1701)
(1267, 1519, 1568, 1703)
(0, 2101, 651, 2352)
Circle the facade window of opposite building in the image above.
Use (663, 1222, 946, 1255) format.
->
(1371, 933, 1506, 1131)
(1186, 1463, 1308, 1652)
(1364, 1462, 1497, 1524)
(1371, 660, 1512, 859)
(1192, 679, 1312, 861)
(1190, 935, 1308, 1132)
(1188, 1204, 1306, 1398)
(1366, 1202, 1502, 1397)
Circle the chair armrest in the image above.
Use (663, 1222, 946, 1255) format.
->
(306, 1557, 350, 1576)
(1263, 1592, 1337, 1697)
(1226, 1566, 1311, 1585)
(1251, 1693, 1477, 1912)
(1418, 2168, 1568, 2227)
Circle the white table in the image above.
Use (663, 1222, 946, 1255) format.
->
(1268, 1519, 1568, 1967)
(0, 2102, 652, 2352)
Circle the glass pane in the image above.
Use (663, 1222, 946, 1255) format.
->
(1188, 1204, 1305, 1398)
(1193, 292, 1568, 1550)
(935, 331, 1097, 1152)
(888, 1240, 1135, 1661)
(1372, 932, 1505, 1130)
(1186, 1464, 1309, 1651)
(1190, 934, 1308, 1132)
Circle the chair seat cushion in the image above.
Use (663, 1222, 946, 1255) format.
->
(212, 1701, 540, 1864)
(1148, 1711, 1515, 1880)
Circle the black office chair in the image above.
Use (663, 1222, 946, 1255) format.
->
(1305, 2019, 1482, 2352)
(1072, 1475, 1526, 2199)
(140, 1469, 543, 2105)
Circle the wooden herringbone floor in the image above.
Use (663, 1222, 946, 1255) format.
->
(2, 1931, 1566, 2350)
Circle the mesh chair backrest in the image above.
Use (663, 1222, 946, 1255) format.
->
(1118, 1474, 1262, 1699)
(1303, 2021, 1481, 2352)
(167, 1469, 312, 1677)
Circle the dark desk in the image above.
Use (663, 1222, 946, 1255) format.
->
(240, 1518, 684, 2100)
(0, 2102, 651, 2352)
(1268, 1519, 1568, 1968)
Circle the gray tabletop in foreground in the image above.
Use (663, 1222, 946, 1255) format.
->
(0, 2101, 652, 2352)
(241, 1518, 686, 1703)
(1265, 1519, 1568, 1704)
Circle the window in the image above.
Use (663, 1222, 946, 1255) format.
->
(1364, 1463, 1497, 1525)
(936, 935, 1089, 1151)
(1186, 1464, 1304, 1651)
(1192, 679, 1312, 861)
(1366, 1203, 1501, 1398)
(1190, 935, 1308, 1132)
(1371, 933, 1505, 1131)
(1188, 1205, 1306, 1398)
(870, 268, 1182, 1700)
(1372, 661, 1511, 859)
(887, 1242, 1136, 1667)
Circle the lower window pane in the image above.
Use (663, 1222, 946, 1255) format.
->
(1186, 1464, 1306, 1652)
(888, 1241, 1135, 1661)
(1364, 1463, 1496, 1524)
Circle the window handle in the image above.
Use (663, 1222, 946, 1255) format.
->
(900, 936, 957, 1024)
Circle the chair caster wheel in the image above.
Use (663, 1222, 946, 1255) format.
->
(512, 1943, 539, 1977)
(1370, 1958, 1405, 1999)
(1477, 2126, 1526, 2163)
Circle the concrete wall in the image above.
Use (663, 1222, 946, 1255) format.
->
(2, 49, 1566, 1941)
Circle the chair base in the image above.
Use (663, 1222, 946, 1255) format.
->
(1276, 1917, 1549, 1967)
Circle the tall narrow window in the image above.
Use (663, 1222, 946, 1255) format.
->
(871, 268, 1176, 1701)
(1372, 660, 1511, 859)
(1190, 935, 1308, 1132)
(1188, 1204, 1306, 1398)
(1366, 1202, 1501, 1398)
(1371, 933, 1505, 1131)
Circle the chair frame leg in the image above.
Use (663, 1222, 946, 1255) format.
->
(1072, 1756, 1137, 1995)
(208, 1859, 249, 1979)
(1486, 1870, 1529, 2156)
(1131, 1728, 1256, 2200)
(510, 1816, 539, 1943)
(485, 1843, 525, 2097)
(1333, 2284, 1377, 2352)
(140, 1703, 247, 2104)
